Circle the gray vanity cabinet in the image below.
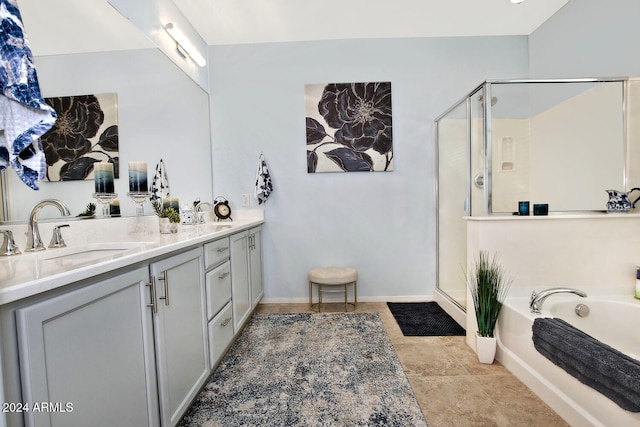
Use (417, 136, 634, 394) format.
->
(249, 226, 263, 308)
(150, 247, 209, 427)
(5, 224, 263, 427)
(204, 238, 234, 368)
(230, 226, 264, 332)
(15, 266, 159, 427)
(230, 230, 251, 331)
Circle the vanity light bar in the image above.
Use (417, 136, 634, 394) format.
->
(164, 22, 206, 67)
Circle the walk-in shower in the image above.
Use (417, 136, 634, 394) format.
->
(434, 78, 633, 317)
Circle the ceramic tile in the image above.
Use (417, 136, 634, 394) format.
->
(473, 375, 570, 427)
(408, 375, 511, 427)
(395, 342, 468, 377)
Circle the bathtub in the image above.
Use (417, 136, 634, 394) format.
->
(496, 293, 640, 427)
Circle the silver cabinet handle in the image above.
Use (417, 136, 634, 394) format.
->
(157, 271, 169, 306)
(216, 247, 229, 253)
(218, 271, 230, 280)
(147, 277, 158, 313)
(221, 317, 232, 327)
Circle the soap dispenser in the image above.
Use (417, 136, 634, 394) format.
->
(180, 204, 194, 226)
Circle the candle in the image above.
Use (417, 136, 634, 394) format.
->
(128, 161, 148, 192)
(94, 162, 115, 193)
(162, 197, 180, 211)
(110, 199, 120, 216)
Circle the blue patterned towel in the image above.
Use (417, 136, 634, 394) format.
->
(254, 153, 273, 204)
(0, 0, 56, 190)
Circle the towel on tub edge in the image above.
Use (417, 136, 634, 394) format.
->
(532, 317, 640, 412)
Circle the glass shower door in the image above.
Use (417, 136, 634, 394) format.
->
(436, 99, 470, 309)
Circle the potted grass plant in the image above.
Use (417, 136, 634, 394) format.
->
(468, 250, 512, 364)
(152, 200, 180, 233)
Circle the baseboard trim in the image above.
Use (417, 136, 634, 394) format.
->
(261, 295, 434, 304)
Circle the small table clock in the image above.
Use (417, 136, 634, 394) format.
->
(213, 197, 232, 221)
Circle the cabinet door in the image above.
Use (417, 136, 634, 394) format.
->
(150, 247, 209, 427)
(230, 230, 251, 331)
(249, 226, 263, 308)
(16, 267, 159, 427)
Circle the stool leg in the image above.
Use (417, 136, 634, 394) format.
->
(309, 280, 312, 309)
(354, 281, 357, 307)
(344, 284, 347, 311)
(318, 284, 322, 313)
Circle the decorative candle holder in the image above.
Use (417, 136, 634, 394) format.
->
(127, 191, 151, 235)
(93, 192, 118, 218)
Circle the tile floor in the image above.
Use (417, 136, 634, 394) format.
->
(255, 301, 570, 427)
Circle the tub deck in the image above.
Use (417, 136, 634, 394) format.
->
(496, 295, 640, 427)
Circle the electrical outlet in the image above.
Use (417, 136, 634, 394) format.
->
(242, 194, 250, 207)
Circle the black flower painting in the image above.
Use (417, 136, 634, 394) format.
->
(41, 93, 119, 181)
(305, 82, 393, 173)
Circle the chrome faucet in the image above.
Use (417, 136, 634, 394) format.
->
(0, 230, 21, 256)
(195, 202, 213, 224)
(25, 199, 71, 252)
(529, 287, 587, 314)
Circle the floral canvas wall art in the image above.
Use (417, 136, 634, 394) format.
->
(305, 82, 393, 173)
(41, 93, 119, 181)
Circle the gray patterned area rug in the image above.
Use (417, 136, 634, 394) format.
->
(179, 312, 428, 427)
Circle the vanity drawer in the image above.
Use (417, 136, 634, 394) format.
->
(206, 260, 231, 320)
(208, 302, 234, 368)
(204, 237, 230, 270)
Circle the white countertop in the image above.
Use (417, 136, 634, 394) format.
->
(0, 213, 263, 305)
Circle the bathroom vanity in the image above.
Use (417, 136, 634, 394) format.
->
(0, 216, 263, 427)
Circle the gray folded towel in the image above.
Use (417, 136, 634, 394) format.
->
(532, 317, 640, 412)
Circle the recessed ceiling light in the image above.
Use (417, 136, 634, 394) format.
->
(511, 0, 525, 4)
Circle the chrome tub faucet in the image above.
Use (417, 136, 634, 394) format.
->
(530, 288, 588, 314)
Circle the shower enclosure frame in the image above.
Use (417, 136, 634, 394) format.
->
(434, 77, 630, 314)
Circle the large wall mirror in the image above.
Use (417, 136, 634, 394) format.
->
(0, 0, 213, 222)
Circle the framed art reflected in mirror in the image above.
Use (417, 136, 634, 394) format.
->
(42, 93, 119, 182)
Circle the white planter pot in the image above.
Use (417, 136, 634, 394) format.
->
(159, 218, 178, 234)
(475, 332, 497, 364)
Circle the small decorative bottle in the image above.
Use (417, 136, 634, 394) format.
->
(636, 267, 640, 299)
(181, 204, 194, 226)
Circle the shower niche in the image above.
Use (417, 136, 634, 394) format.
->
(434, 78, 639, 312)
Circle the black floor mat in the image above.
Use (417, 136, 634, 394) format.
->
(387, 302, 465, 336)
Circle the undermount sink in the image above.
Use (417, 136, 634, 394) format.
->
(200, 224, 233, 233)
(0, 242, 157, 279)
(30, 242, 155, 264)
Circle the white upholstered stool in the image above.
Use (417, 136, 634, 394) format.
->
(308, 267, 357, 312)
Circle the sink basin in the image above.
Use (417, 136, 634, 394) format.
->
(0, 242, 157, 282)
(199, 224, 233, 233)
(32, 242, 154, 264)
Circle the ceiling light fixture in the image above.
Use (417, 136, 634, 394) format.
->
(510, 0, 525, 3)
(164, 22, 206, 67)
